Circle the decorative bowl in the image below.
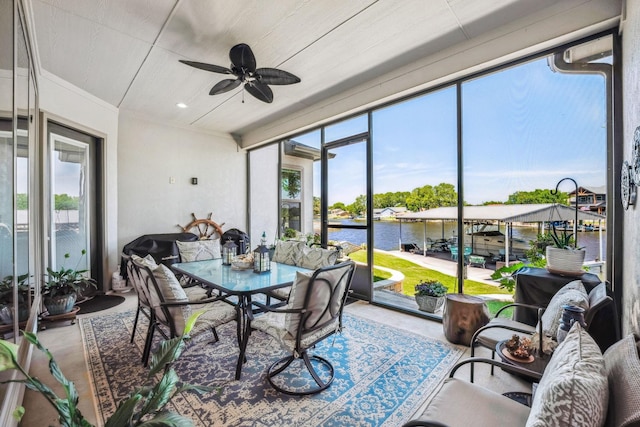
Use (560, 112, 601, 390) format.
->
(231, 255, 253, 270)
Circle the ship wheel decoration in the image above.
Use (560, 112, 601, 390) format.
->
(621, 160, 636, 210)
(178, 213, 225, 239)
(632, 126, 640, 185)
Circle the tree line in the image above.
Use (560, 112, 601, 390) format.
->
(16, 193, 80, 210)
(321, 183, 568, 216)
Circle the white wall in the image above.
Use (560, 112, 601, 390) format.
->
(621, 1, 640, 337)
(282, 152, 315, 236)
(39, 71, 119, 286)
(117, 113, 246, 253)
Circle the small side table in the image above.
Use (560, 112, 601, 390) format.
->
(496, 340, 550, 381)
(442, 293, 490, 346)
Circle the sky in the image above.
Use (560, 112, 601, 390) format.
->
(301, 55, 607, 207)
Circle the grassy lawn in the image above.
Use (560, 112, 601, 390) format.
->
(348, 250, 512, 298)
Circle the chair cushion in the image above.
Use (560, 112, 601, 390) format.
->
(177, 239, 221, 262)
(603, 334, 640, 427)
(284, 271, 313, 336)
(526, 323, 608, 427)
(272, 240, 305, 265)
(252, 310, 338, 351)
(416, 377, 530, 426)
(538, 280, 588, 339)
(297, 246, 339, 270)
(151, 264, 191, 333)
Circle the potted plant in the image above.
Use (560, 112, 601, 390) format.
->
(414, 279, 447, 313)
(0, 273, 30, 325)
(545, 224, 586, 274)
(0, 311, 212, 426)
(43, 250, 97, 315)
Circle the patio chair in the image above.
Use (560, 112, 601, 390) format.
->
(131, 257, 237, 366)
(450, 246, 458, 260)
(469, 281, 612, 381)
(250, 260, 356, 395)
(124, 254, 152, 344)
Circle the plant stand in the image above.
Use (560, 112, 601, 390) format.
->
(39, 306, 80, 330)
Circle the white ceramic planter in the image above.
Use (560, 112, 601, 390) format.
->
(545, 247, 586, 274)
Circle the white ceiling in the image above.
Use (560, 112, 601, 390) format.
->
(28, 0, 621, 147)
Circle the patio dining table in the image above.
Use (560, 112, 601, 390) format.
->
(172, 259, 312, 379)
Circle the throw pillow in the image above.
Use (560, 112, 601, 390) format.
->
(284, 271, 313, 336)
(539, 280, 588, 339)
(272, 240, 305, 266)
(151, 264, 191, 333)
(526, 323, 608, 427)
(177, 239, 221, 262)
(603, 334, 640, 427)
(297, 246, 339, 270)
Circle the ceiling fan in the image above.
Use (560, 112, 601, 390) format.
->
(179, 43, 301, 103)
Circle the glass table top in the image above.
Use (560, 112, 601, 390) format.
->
(172, 259, 312, 294)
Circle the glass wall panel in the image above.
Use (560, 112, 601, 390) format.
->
(324, 114, 367, 143)
(371, 87, 458, 311)
(0, 2, 14, 295)
(249, 144, 279, 248)
(462, 53, 608, 288)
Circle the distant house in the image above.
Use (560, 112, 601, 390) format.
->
(373, 207, 408, 220)
(568, 186, 606, 215)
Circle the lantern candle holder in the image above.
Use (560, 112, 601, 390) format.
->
(222, 238, 238, 266)
(253, 232, 271, 273)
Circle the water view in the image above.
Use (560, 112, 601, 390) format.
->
(326, 219, 605, 262)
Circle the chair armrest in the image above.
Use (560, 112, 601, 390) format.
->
(251, 300, 304, 315)
(495, 302, 544, 318)
(449, 357, 542, 381)
(161, 294, 233, 307)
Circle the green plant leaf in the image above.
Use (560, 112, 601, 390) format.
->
(0, 340, 19, 371)
(136, 410, 195, 427)
(148, 337, 185, 378)
(138, 369, 179, 417)
(105, 394, 142, 427)
(11, 406, 24, 421)
(183, 311, 204, 336)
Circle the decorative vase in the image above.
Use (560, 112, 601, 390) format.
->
(44, 293, 77, 316)
(415, 295, 445, 313)
(556, 304, 586, 343)
(546, 247, 586, 274)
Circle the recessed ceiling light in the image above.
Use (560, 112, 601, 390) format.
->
(176, 102, 188, 109)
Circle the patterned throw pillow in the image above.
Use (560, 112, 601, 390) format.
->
(284, 271, 313, 336)
(603, 335, 640, 427)
(297, 246, 339, 270)
(538, 280, 588, 339)
(526, 323, 608, 427)
(177, 239, 221, 262)
(272, 240, 305, 266)
(151, 264, 191, 333)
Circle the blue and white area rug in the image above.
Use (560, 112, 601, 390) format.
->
(80, 309, 463, 426)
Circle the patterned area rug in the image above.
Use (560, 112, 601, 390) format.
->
(80, 309, 463, 426)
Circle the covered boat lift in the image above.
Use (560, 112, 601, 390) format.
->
(397, 203, 606, 265)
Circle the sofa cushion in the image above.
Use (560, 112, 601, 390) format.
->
(272, 240, 304, 265)
(538, 280, 588, 339)
(603, 334, 640, 427)
(176, 239, 221, 262)
(297, 246, 339, 269)
(526, 322, 608, 427)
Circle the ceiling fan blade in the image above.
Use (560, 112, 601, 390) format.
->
(209, 79, 241, 95)
(255, 68, 301, 85)
(229, 43, 256, 73)
(244, 81, 273, 103)
(179, 60, 232, 75)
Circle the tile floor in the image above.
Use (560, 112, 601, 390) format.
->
(20, 293, 530, 426)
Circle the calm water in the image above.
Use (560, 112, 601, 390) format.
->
(325, 219, 606, 261)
